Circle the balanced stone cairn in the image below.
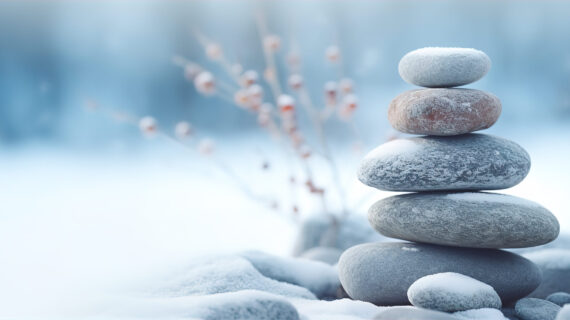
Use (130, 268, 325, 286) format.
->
(338, 47, 561, 309)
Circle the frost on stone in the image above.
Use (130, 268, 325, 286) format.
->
(524, 249, 570, 270)
(407, 272, 501, 312)
(445, 192, 542, 208)
(454, 308, 508, 320)
(241, 251, 340, 299)
(152, 256, 316, 299)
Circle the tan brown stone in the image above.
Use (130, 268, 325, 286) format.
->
(388, 88, 501, 136)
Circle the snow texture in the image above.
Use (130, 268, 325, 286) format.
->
(454, 308, 508, 320)
(515, 298, 561, 320)
(398, 47, 491, 88)
(102, 290, 300, 320)
(374, 306, 461, 320)
(358, 134, 531, 192)
(291, 298, 385, 320)
(240, 251, 340, 299)
(407, 272, 502, 312)
(556, 305, 570, 320)
(388, 88, 501, 136)
(153, 256, 316, 299)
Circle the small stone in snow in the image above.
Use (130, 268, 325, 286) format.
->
(515, 298, 561, 320)
(407, 272, 502, 312)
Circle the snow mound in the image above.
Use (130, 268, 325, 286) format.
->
(454, 308, 508, 320)
(153, 256, 316, 299)
(445, 192, 542, 208)
(291, 297, 385, 320)
(241, 251, 340, 299)
(102, 290, 300, 320)
(407, 272, 501, 312)
(524, 249, 570, 269)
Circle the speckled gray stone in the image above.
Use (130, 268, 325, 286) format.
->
(338, 242, 541, 306)
(399, 47, 491, 88)
(357, 134, 530, 192)
(515, 298, 561, 320)
(374, 306, 461, 320)
(369, 192, 559, 248)
(388, 89, 501, 135)
(407, 272, 502, 312)
(546, 292, 570, 307)
(556, 305, 570, 320)
(524, 250, 570, 298)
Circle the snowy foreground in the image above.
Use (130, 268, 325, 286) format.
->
(1, 125, 569, 318)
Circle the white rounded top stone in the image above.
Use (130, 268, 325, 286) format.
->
(407, 272, 502, 312)
(399, 47, 491, 88)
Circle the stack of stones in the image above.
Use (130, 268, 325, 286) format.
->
(338, 47, 561, 309)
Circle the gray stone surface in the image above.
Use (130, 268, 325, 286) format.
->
(547, 292, 570, 306)
(515, 298, 561, 320)
(398, 47, 491, 88)
(369, 192, 559, 248)
(388, 88, 501, 135)
(292, 213, 385, 256)
(357, 134, 531, 192)
(375, 306, 460, 320)
(556, 305, 570, 320)
(338, 242, 541, 306)
(300, 246, 342, 265)
(524, 250, 570, 298)
(407, 272, 502, 312)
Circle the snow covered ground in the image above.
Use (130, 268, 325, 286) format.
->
(0, 124, 569, 318)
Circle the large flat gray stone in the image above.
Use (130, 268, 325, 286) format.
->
(357, 134, 530, 192)
(369, 192, 559, 248)
(338, 242, 541, 306)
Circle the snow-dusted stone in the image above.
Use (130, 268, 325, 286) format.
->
(369, 192, 559, 248)
(388, 89, 501, 135)
(293, 214, 385, 256)
(515, 298, 561, 320)
(454, 308, 509, 320)
(300, 246, 343, 265)
(556, 305, 570, 320)
(357, 134, 530, 192)
(398, 47, 491, 88)
(524, 250, 570, 298)
(338, 242, 541, 306)
(156, 256, 316, 299)
(407, 272, 502, 312)
(110, 290, 300, 320)
(546, 292, 570, 306)
(374, 306, 460, 319)
(240, 251, 340, 299)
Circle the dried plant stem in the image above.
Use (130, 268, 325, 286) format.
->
(297, 87, 348, 215)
